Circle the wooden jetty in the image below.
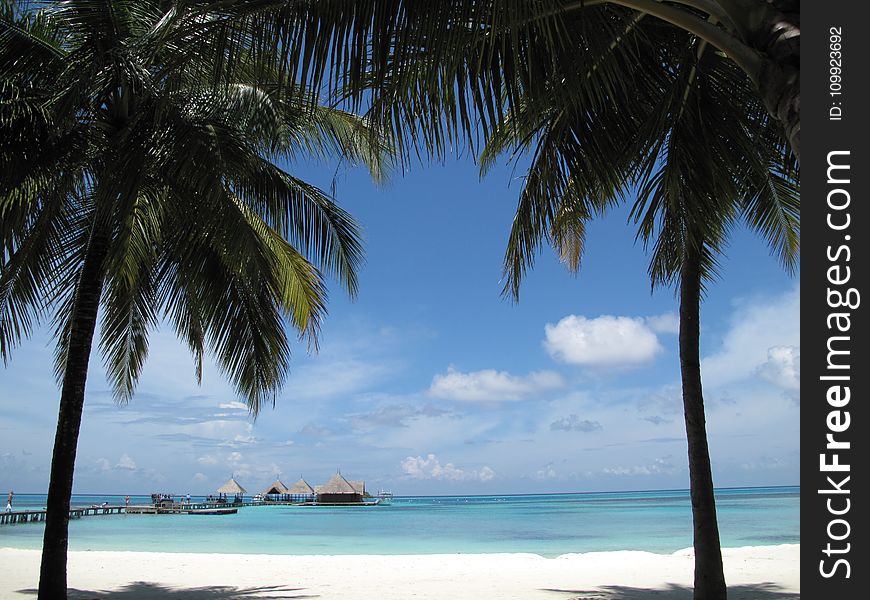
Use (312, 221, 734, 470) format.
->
(0, 501, 268, 525)
(1, 505, 125, 526)
(1, 473, 382, 526)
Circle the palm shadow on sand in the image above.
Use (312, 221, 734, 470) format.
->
(543, 582, 800, 600)
(17, 582, 318, 599)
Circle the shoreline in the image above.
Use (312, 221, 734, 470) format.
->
(0, 544, 799, 599)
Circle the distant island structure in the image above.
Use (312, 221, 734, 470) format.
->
(211, 472, 374, 506)
(215, 477, 246, 503)
(285, 478, 316, 503)
(313, 472, 365, 504)
(261, 479, 290, 501)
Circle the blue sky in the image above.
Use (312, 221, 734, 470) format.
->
(0, 153, 799, 496)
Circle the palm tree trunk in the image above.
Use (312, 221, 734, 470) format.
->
(37, 233, 109, 600)
(679, 241, 726, 600)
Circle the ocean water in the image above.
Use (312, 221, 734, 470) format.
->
(1, 487, 798, 557)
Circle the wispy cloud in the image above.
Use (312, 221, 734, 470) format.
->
(401, 453, 495, 482)
(535, 463, 557, 479)
(297, 424, 334, 438)
(281, 360, 395, 401)
(428, 367, 564, 403)
(602, 456, 679, 476)
(351, 404, 448, 429)
(641, 415, 672, 426)
(115, 453, 137, 471)
(549, 415, 602, 432)
(701, 286, 800, 388)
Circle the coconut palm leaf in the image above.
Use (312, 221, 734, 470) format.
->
(1, 3, 391, 597)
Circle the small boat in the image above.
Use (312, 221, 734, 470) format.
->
(377, 490, 393, 505)
(187, 507, 238, 515)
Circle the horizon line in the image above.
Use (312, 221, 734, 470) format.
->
(9, 483, 800, 498)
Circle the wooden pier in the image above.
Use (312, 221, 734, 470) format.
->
(1, 505, 126, 526)
(0, 498, 357, 526)
(0, 500, 278, 526)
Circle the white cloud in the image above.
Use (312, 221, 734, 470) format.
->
(536, 463, 557, 479)
(428, 367, 564, 403)
(115, 453, 136, 471)
(192, 472, 208, 483)
(96, 458, 111, 472)
(701, 287, 800, 388)
(478, 466, 495, 482)
(646, 313, 680, 334)
(401, 454, 495, 482)
(218, 401, 248, 411)
(197, 455, 219, 466)
(219, 424, 260, 447)
(756, 346, 800, 391)
(544, 315, 663, 367)
(223, 434, 258, 446)
(602, 456, 678, 476)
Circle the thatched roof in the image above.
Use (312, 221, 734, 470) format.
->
(287, 478, 315, 495)
(317, 472, 358, 495)
(262, 479, 289, 495)
(217, 477, 247, 495)
(350, 480, 365, 494)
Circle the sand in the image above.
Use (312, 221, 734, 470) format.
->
(0, 545, 799, 599)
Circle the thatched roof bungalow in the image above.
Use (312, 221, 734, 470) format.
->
(316, 472, 363, 503)
(262, 479, 289, 496)
(287, 477, 315, 500)
(216, 477, 246, 499)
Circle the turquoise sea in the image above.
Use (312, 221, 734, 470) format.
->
(1, 486, 798, 557)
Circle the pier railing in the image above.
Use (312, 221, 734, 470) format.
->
(1, 505, 126, 525)
(0, 500, 287, 526)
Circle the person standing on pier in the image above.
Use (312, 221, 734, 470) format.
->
(5, 490, 12, 512)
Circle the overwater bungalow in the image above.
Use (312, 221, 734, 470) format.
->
(216, 477, 246, 504)
(261, 479, 290, 502)
(315, 472, 364, 504)
(287, 478, 316, 503)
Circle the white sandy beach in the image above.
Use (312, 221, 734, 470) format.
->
(0, 544, 798, 599)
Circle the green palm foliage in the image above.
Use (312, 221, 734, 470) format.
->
(262, 3, 797, 596)
(480, 10, 798, 600)
(1, 2, 387, 597)
(213, 0, 798, 159)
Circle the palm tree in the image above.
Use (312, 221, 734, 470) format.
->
(269, 6, 795, 597)
(0, 2, 387, 598)
(260, 0, 798, 158)
(194, 4, 794, 596)
(566, 0, 800, 158)
(482, 14, 798, 600)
